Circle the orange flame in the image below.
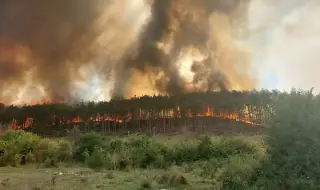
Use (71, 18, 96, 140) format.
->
(9, 105, 261, 130)
(195, 106, 261, 125)
(10, 117, 34, 129)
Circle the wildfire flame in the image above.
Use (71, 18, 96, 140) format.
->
(9, 105, 261, 129)
(10, 117, 34, 129)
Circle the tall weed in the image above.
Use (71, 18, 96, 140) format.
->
(75, 132, 109, 161)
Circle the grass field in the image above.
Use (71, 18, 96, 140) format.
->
(0, 165, 217, 190)
(0, 133, 265, 190)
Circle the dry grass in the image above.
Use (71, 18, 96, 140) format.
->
(0, 165, 213, 190)
(0, 134, 265, 190)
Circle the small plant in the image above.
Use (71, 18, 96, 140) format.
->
(105, 172, 114, 179)
(0, 140, 7, 166)
(217, 137, 257, 156)
(126, 134, 168, 168)
(44, 157, 58, 168)
(0, 178, 11, 188)
(168, 140, 199, 165)
(140, 178, 152, 189)
(75, 132, 109, 161)
(216, 154, 261, 189)
(57, 139, 73, 162)
(197, 136, 215, 160)
(36, 138, 59, 163)
(84, 146, 107, 169)
(158, 171, 188, 187)
(2, 150, 21, 167)
(26, 152, 36, 163)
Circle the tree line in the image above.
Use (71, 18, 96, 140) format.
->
(0, 89, 284, 136)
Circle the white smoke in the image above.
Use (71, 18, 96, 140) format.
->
(250, 0, 320, 91)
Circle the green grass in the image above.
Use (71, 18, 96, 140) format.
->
(0, 165, 215, 190)
(0, 134, 266, 190)
(0, 130, 267, 189)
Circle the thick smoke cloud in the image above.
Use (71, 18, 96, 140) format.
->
(113, 0, 254, 97)
(0, 0, 113, 103)
(250, 0, 320, 92)
(0, 0, 255, 104)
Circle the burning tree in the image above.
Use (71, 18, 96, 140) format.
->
(0, 90, 276, 136)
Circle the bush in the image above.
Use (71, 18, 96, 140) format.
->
(57, 139, 73, 162)
(35, 138, 72, 167)
(217, 154, 262, 189)
(36, 138, 59, 167)
(140, 179, 152, 189)
(1, 130, 40, 155)
(83, 146, 105, 169)
(0, 140, 7, 166)
(1, 150, 21, 167)
(83, 135, 169, 170)
(168, 140, 199, 164)
(83, 145, 124, 170)
(126, 135, 168, 168)
(0, 130, 40, 166)
(75, 132, 109, 161)
(254, 89, 320, 189)
(157, 170, 188, 188)
(168, 136, 259, 166)
(214, 137, 258, 157)
(26, 152, 36, 163)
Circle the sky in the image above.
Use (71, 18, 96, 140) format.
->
(249, 0, 320, 92)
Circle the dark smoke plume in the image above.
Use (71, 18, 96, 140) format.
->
(0, 0, 255, 104)
(113, 0, 254, 97)
(0, 0, 109, 103)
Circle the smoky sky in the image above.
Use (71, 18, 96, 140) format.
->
(0, 0, 255, 104)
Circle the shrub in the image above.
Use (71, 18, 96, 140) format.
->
(26, 152, 36, 163)
(33, 138, 72, 167)
(216, 137, 257, 156)
(75, 132, 109, 161)
(168, 140, 199, 164)
(0, 130, 40, 166)
(0, 140, 22, 167)
(0, 140, 6, 152)
(168, 136, 259, 166)
(253, 89, 320, 189)
(197, 158, 226, 178)
(57, 139, 73, 162)
(83, 135, 169, 170)
(0, 140, 7, 166)
(197, 136, 217, 160)
(107, 139, 124, 153)
(1, 130, 40, 156)
(140, 178, 153, 189)
(84, 146, 107, 169)
(0, 130, 73, 167)
(217, 154, 261, 189)
(43, 157, 58, 168)
(36, 138, 59, 167)
(157, 170, 188, 188)
(126, 135, 168, 168)
(2, 152, 21, 167)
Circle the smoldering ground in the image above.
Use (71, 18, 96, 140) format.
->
(0, 0, 255, 104)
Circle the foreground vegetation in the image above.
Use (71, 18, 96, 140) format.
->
(1, 89, 320, 189)
(0, 166, 246, 190)
(0, 130, 264, 189)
